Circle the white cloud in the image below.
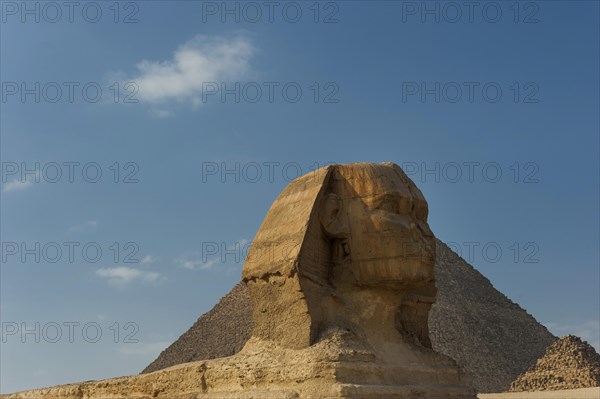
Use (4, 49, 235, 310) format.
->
(174, 255, 220, 271)
(544, 320, 600, 352)
(2, 179, 33, 193)
(140, 255, 155, 265)
(2, 170, 41, 193)
(96, 267, 164, 287)
(68, 220, 98, 233)
(117, 341, 171, 356)
(122, 35, 254, 106)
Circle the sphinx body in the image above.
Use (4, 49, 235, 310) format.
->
(3, 163, 476, 399)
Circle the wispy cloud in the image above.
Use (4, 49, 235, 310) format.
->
(2, 180, 33, 193)
(140, 255, 155, 264)
(174, 254, 220, 271)
(68, 220, 98, 233)
(2, 170, 41, 193)
(119, 35, 254, 111)
(544, 320, 600, 351)
(174, 238, 249, 271)
(96, 266, 164, 287)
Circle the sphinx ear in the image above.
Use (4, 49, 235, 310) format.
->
(319, 193, 348, 239)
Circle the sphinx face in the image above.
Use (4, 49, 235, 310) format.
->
(243, 162, 438, 349)
(336, 164, 435, 289)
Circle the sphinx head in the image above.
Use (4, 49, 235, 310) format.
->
(320, 163, 435, 289)
(242, 162, 436, 349)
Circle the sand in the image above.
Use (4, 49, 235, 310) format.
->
(478, 387, 600, 399)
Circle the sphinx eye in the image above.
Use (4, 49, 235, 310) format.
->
(398, 197, 412, 214)
(375, 195, 397, 213)
(415, 203, 428, 220)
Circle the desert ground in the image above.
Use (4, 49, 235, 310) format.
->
(4, 387, 599, 399)
(479, 387, 600, 399)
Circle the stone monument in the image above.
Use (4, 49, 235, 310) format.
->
(231, 162, 476, 398)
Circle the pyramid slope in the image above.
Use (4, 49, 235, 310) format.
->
(142, 239, 556, 392)
(429, 241, 557, 391)
(142, 283, 252, 373)
(509, 335, 600, 392)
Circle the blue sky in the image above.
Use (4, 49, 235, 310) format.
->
(1, 0, 599, 393)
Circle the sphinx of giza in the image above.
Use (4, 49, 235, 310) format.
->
(3, 162, 477, 399)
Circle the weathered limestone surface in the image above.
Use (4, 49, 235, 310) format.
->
(509, 335, 600, 392)
(143, 243, 556, 393)
(4, 163, 476, 398)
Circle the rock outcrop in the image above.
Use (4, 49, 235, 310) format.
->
(509, 335, 600, 391)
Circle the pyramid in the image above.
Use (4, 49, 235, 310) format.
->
(143, 239, 556, 393)
(509, 335, 600, 391)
